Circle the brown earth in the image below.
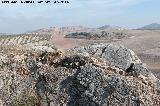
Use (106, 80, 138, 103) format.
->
(51, 31, 81, 49)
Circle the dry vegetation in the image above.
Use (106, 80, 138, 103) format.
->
(0, 34, 51, 45)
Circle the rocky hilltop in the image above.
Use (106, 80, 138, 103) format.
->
(65, 31, 131, 40)
(98, 25, 123, 30)
(0, 43, 160, 106)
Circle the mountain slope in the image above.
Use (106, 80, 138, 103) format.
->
(98, 25, 123, 30)
(27, 26, 97, 34)
(138, 23, 160, 30)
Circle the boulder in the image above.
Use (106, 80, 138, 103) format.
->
(69, 43, 159, 84)
(0, 44, 160, 106)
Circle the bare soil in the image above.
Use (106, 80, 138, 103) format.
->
(51, 31, 81, 49)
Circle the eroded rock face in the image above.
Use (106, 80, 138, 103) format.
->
(60, 61, 160, 106)
(0, 45, 160, 106)
(69, 43, 159, 84)
(69, 43, 141, 70)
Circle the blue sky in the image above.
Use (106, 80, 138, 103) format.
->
(0, 0, 160, 33)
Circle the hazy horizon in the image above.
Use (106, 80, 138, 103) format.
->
(0, 0, 160, 33)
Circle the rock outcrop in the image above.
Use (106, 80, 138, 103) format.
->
(65, 31, 131, 40)
(69, 43, 159, 84)
(0, 44, 160, 106)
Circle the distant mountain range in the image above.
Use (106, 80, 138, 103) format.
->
(138, 23, 160, 30)
(98, 25, 124, 30)
(26, 25, 124, 35)
(3, 23, 160, 35)
(0, 33, 8, 35)
(26, 26, 97, 35)
(22, 23, 160, 34)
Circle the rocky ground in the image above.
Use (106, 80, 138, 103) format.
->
(40, 29, 160, 79)
(63, 30, 160, 79)
(0, 28, 160, 105)
(0, 41, 160, 105)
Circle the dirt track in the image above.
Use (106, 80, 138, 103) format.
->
(51, 31, 79, 49)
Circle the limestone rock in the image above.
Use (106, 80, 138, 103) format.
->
(69, 43, 141, 70)
(0, 44, 160, 106)
(69, 43, 159, 84)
